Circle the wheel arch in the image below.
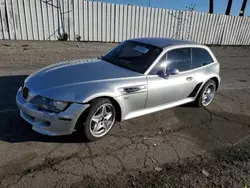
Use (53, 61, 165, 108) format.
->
(87, 96, 122, 122)
(75, 96, 122, 132)
(193, 76, 220, 99)
(210, 76, 220, 90)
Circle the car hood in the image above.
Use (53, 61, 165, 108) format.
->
(25, 58, 141, 94)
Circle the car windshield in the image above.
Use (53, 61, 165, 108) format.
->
(101, 41, 163, 74)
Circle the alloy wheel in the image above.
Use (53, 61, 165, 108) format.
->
(202, 83, 216, 106)
(89, 103, 115, 137)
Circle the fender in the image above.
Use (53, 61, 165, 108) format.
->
(193, 75, 221, 99)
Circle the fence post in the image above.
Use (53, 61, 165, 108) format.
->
(0, 0, 10, 39)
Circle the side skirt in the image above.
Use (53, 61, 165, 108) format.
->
(123, 98, 195, 121)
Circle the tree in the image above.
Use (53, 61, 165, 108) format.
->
(209, 0, 214, 13)
(225, 0, 233, 15)
(239, 0, 248, 16)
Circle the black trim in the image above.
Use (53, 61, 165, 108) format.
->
(188, 82, 203, 97)
(22, 87, 29, 99)
(58, 117, 72, 121)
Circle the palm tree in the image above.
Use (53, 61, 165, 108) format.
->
(225, 0, 233, 15)
(239, 0, 248, 16)
(209, 0, 214, 13)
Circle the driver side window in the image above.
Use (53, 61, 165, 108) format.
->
(167, 48, 191, 72)
(149, 48, 192, 75)
(149, 55, 167, 75)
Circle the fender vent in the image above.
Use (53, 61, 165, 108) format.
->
(188, 82, 203, 97)
(124, 87, 141, 93)
(119, 85, 147, 94)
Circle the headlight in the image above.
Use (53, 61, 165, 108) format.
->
(30, 96, 69, 112)
(50, 100, 69, 112)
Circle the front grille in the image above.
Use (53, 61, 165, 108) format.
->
(22, 87, 29, 99)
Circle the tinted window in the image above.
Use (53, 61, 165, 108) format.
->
(149, 55, 166, 75)
(192, 48, 214, 69)
(101, 41, 162, 74)
(167, 48, 191, 72)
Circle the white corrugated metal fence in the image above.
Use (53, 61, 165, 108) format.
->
(1, 0, 250, 45)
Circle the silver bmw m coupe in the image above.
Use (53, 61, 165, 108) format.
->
(16, 38, 220, 141)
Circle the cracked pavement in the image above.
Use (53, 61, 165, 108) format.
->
(0, 41, 250, 187)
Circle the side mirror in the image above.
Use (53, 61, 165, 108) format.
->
(167, 68, 179, 75)
(157, 68, 179, 78)
(157, 70, 168, 78)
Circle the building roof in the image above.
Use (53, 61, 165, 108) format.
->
(130, 38, 197, 48)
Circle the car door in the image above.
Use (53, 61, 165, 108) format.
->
(146, 47, 197, 108)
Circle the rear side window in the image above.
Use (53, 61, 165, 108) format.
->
(192, 48, 214, 69)
(167, 48, 191, 72)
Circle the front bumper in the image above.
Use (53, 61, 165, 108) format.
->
(16, 87, 89, 136)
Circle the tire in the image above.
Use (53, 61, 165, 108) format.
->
(78, 98, 116, 142)
(194, 79, 216, 108)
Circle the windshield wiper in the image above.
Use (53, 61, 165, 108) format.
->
(101, 56, 115, 64)
(98, 55, 103, 59)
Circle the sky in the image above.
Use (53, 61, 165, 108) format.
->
(100, 0, 249, 16)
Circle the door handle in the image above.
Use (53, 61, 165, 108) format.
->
(186, 77, 193, 81)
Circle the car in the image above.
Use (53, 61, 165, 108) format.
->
(16, 38, 221, 141)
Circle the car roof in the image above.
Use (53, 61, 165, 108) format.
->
(130, 38, 198, 48)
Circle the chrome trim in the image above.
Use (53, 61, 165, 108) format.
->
(118, 85, 148, 94)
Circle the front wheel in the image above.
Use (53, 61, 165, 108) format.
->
(79, 98, 116, 141)
(194, 80, 216, 107)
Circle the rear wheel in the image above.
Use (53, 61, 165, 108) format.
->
(79, 98, 116, 141)
(194, 80, 216, 107)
